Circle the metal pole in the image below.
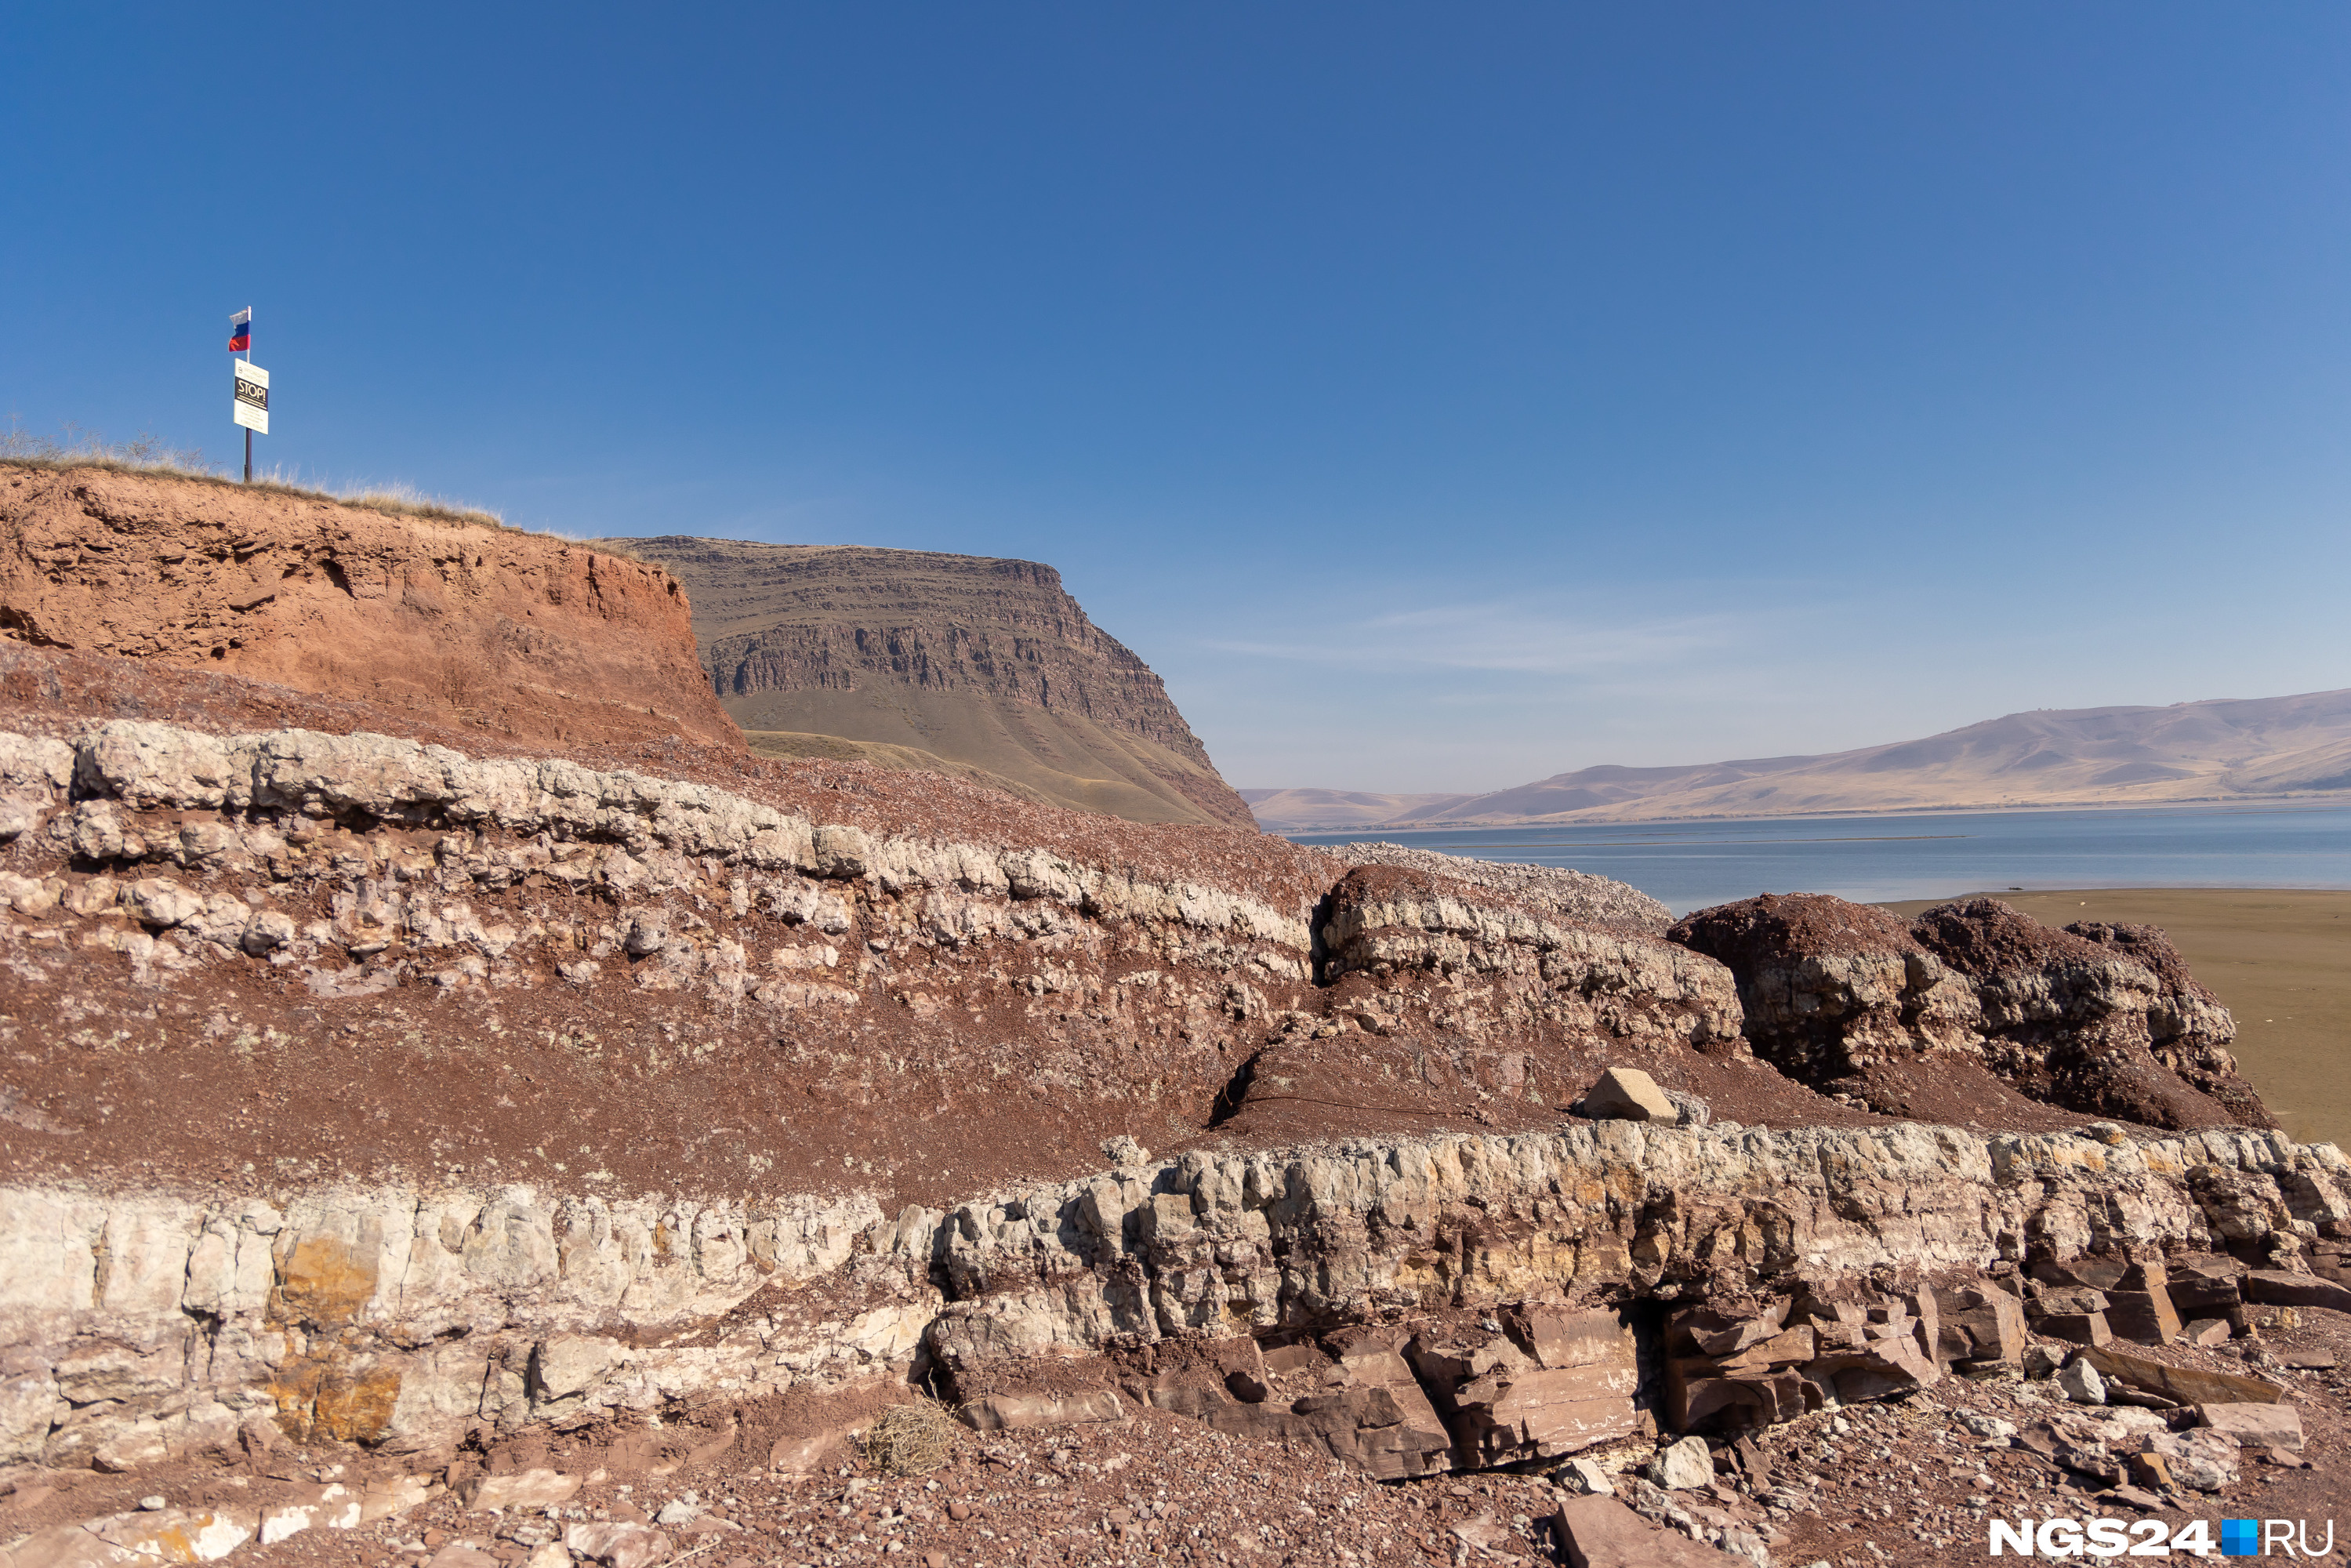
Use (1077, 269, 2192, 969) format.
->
(245, 427, 252, 483)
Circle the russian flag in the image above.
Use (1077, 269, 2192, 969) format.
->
(227, 308, 251, 354)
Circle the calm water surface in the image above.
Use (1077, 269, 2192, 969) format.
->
(1290, 805, 2351, 914)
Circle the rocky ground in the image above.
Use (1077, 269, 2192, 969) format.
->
(4, 1302, 2344, 1567)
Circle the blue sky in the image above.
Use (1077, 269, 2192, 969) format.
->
(9, 5, 2351, 792)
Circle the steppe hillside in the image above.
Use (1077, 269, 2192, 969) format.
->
(623, 535, 1256, 829)
(1249, 688, 2351, 829)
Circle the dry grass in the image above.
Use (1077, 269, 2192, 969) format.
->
(2, 422, 511, 532)
(858, 1398, 960, 1475)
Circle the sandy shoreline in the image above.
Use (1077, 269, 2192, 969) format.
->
(1883, 888, 2351, 1152)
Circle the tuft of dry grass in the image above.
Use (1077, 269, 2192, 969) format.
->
(858, 1399, 960, 1475)
(2, 423, 216, 479)
(2, 421, 510, 532)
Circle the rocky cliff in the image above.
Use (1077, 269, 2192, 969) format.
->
(0, 553, 2345, 1567)
(630, 536, 1254, 829)
(0, 466, 738, 753)
(0, 670, 2324, 1480)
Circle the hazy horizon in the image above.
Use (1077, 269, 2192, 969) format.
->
(12, 6, 2351, 792)
(1235, 684, 2351, 795)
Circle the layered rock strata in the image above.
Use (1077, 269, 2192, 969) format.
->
(0, 717, 1326, 1196)
(2, 1120, 2344, 1476)
(636, 536, 1255, 828)
(1321, 842, 1673, 935)
(0, 718, 1778, 1200)
(1668, 892, 2270, 1131)
(2, 708, 2338, 1496)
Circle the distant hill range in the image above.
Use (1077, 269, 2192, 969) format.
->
(615, 536, 1256, 828)
(1244, 688, 2351, 831)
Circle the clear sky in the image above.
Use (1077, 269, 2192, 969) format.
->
(10, 5, 2351, 793)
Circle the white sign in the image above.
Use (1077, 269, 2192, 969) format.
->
(232, 361, 270, 435)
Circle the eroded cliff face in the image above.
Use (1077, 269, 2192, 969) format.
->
(0, 717, 1322, 1201)
(0, 467, 739, 753)
(0, 718, 1795, 1203)
(0, 699, 2333, 1495)
(637, 537, 1257, 829)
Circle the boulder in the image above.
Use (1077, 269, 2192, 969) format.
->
(2058, 1358, 2106, 1405)
(564, 1523, 677, 1568)
(2241, 1270, 2351, 1315)
(0, 1508, 256, 1566)
(460, 1469, 581, 1512)
(1665, 1368, 1808, 1432)
(2137, 1429, 2238, 1493)
(1673, 1301, 1790, 1357)
(1425, 1309, 1643, 1464)
(1206, 1385, 1455, 1480)
(2196, 1402, 2304, 1453)
(1556, 1457, 1613, 1495)
(1554, 1497, 1743, 1567)
(2079, 1345, 2284, 1407)
(2034, 1311, 2112, 1348)
(1935, 1285, 2026, 1365)
(2101, 1274, 2181, 1346)
(1579, 1067, 1678, 1123)
(767, 1429, 853, 1475)
(1647, 1435, 1714, 1490)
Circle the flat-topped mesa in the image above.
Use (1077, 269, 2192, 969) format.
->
(1668, 891, 2272, 1132)
(639, 536, 1257, 828)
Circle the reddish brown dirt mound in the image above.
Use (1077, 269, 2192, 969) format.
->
(1669, 891, 2271, 1134)
(1667, 891, 1917, 966)
(0, 465, 738, 752)
(1909, 894, 2115, 977)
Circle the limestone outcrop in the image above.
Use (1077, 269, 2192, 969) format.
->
(0, 1119, 2342, 1477)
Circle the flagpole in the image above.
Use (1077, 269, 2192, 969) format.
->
(234, 307, 252, 482)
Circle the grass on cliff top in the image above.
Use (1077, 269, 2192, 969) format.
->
(2, 424, 511, 532)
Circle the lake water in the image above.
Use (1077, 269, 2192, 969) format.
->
(1288, 804, 2351, 914)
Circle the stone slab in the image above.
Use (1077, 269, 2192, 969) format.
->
(1555, 1496, 1742, 1568)
(2080, 1345, 2284, 1406)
